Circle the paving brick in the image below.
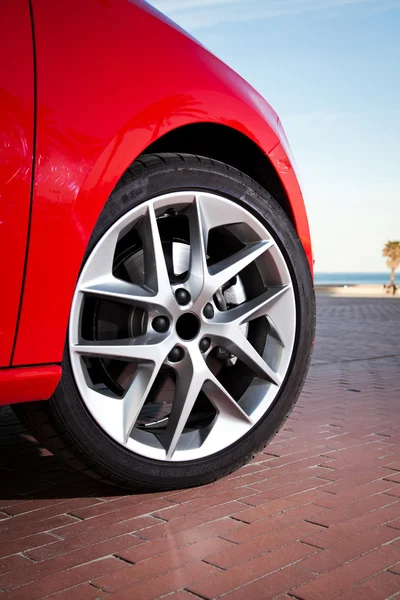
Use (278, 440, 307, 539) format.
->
(0, 514, 78, 544)
(221, 503, 327, 543)
(253, 456, 336, 480)
(221, 565, 314, 600)
(205, 521, 320, 568)
(0, 499, 105, 533)
(293, 540, 400, 599)
(231, 488, 329, 517)
(164, 593, 199, 600)
(24, 516, 153, 561)
(243, 477, 330, 505)
(256, 447, 336, 470)
(95, 537, 235, 593)
(247, 466, 332, 492)
(0, 535, 144, 591)
(70, 495, 174, 521)
(322, 472, 391, 494)
(384, 472, 400, 483)
(0, 532, 57, 559)
(151, 487, 258, 521)
(139, 501, 249, 540)
(2, 498, 75, 517)
(94, 561, 219, 600)
(2, 557, 125, 600)
(45, 583, 106, 600)
(188, 542, 316, 598)
(175, 516, 247, 543)
(116, 534, 234, 565)
(388, 561, 400, 574)
(53, 498, 173, 540)
(312, 479, 398, 509)
(3, 488, 105, 518)
(308, 492, 399, 527)
(384, 462, 400, 471)
(164, 466, 271, 503)
(302, 505, 400, 549)
(388, 517, 400, 530)
(0, 554, 33, 575)
(299, 525, 400, 574)
(333, 571, 400, 600)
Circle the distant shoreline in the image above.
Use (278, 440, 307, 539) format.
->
(315, 284, 399, 298)
(314, 272, 392, 286)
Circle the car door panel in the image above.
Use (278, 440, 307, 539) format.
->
(0, 0, 35, 365)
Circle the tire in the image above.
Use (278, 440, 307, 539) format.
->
(14, 153, 315, 492)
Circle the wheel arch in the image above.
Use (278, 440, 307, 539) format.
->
(141, 122, 295, 225)
(13, 117, 311, 370)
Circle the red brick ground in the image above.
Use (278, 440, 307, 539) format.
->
(1, 296, 400, 599)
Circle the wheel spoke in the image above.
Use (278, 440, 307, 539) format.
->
(264, 285, 296, 349)
(185, 196, 208, 298)
(208, 240, 274, 296)
(204, 377, 253, 424)
(80, 275, 158, 309)
(234, 334, 282, 384)
(161, 353, 205, 459)
(218, 285, 291, 325)
(79, 203, 174, 310)
(80, 227, 120, 281)
(121, 363, 162, 443)
(140, 204, 172, 294)
(213, 328, 281, 385)
(72, 337, 168, 363)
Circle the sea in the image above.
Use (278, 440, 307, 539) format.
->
(314, 272, 391, 286)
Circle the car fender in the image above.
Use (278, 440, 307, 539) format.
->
(13, 0, 310, 368)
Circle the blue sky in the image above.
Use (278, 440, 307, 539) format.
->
(149, 0, 400, 272)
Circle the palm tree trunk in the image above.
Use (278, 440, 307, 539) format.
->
(391, 268, 396, 295)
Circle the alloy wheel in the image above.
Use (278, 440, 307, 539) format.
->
(69, 191, 296, 461)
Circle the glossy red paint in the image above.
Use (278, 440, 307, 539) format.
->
(269, 142, 313, 269)
(0, 0, 34, 366)
(0, 366, 61, 406)
(6, 0, 312, 401)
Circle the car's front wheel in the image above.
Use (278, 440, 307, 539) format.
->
(14, 153, 315, 491)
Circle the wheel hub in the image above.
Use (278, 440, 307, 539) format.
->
(176, 312, 201, 341)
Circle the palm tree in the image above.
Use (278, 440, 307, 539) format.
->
(383, 241, 400, 295)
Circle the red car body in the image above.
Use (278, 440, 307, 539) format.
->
(0, 0, 312, 406)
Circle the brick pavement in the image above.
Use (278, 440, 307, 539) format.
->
(0, 296, 399, 599)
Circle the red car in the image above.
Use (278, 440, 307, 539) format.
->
(1, 0, 315, 491)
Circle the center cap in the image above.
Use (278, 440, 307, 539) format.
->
(176, 313, 200, 341)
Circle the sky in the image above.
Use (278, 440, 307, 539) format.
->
(148, 0, 400, 272)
